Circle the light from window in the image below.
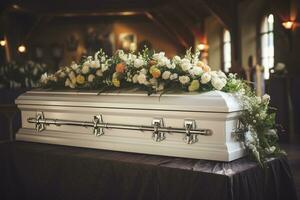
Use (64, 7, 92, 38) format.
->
(223, 29, 231, 73)
(261, 14, 274, 79)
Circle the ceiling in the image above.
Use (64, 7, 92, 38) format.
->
(0, 0, 241, 50)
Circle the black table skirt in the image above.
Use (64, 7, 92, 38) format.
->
(0, 141, 298, 200)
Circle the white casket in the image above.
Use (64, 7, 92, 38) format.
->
(15, 90, 245, 161)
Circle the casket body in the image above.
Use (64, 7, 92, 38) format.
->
(15, 90, 245, 161)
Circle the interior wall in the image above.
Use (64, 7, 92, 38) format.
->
(204, 16, 222, 71)
(238, 0, 264, 69)
(27, 18, 179, 69)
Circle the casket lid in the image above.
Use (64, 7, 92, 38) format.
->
(15, 89, 242, 113)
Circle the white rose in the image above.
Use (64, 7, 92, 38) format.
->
(132, 74, 139, 83)
(209, 71, 218, 77)
(162, 71, 171, 80)
(180, 58, 192, 71)
(140, 68, 148, 75)
(170, 73, 178, 80)
(90, 60, 100, 69)
(88, 74, 95, 82)
(71, 62, 79, 70)
(157, 57, 170, 67)
(137, 73, 147, 84)
(179, 75, 190, 85)
(153, 52, 165, 61)
(211, 77, 226, 90)
(134, 58, 144, 68)
(217, 71, 227, 79)
(96, 69, 103, 77)
(201, 72, 212, 84)
(166, 63, 175, 69)
(81, 65, 90, 74)
(189, 66, 203, 77)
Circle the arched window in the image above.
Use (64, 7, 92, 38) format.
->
(222, 29, 231, 73)
(260, 14, 274, 79)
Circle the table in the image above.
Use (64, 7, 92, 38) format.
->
(0, 141, 298, 200)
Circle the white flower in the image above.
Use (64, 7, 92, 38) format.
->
(265, 129, 278, 137)
(153, 52, 170, 67)
(134, 58, 144, 68)
(153, 52, 165, 60)
(262, 94, 270, 102)
(140, 68, 148, 75)
(172, 56, 181, 64)
(81, 65, 90, 74)
(137, 73, 147, 84)
(132, 74, 139, 83)
(201, 72, 212, 84)
(88, 74, 95, 82)
(69, 71, 76, 79)
(71, 62, 79, 70)
(166, 63, 175, 69)
(162, 71, 171, 80)
(101, 63, 109, 72)
(211, 77, 226, 90)
(179, 76, 190, 85)
(189, 66, 203, 77)
(217, 71, 227, 79)
(65, 78, 76, 88)
(90, 60, 100, 69)
(96, 69, 103, 77)
(40, 73, 49, 84)
(180, 58, 192, 71)
(170, 73, 178, 80)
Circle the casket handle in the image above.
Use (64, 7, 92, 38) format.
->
(183, 120, 198, 144)
(152, 118, 166, 142)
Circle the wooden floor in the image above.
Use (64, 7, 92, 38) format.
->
(282, 143, 300, 199)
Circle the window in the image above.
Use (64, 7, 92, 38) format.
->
(260, 14, 274, 79)
(222, 29, 231, 73)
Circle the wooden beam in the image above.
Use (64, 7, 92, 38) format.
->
(148, 11, 189, 49)
(145, 12, 186, 51)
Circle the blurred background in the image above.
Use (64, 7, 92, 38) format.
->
(0, 0, 299, 143)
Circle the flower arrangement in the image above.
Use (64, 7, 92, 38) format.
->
(40, 48, 285, 165)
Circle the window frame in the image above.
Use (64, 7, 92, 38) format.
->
(221, 29, 232, 73)
(259, 13, 275, 80)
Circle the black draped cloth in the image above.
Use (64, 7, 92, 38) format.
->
(0, 141, 298, 200)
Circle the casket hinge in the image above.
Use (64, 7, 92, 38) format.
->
(93, 115, 104, 136)
(183, 120, 198, 144)
(152, 118, 166, 142)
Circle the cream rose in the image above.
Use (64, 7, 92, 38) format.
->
(179, 75, 190, 85)
(162, 71, 171, 80)
(201, 72, 212, 84)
